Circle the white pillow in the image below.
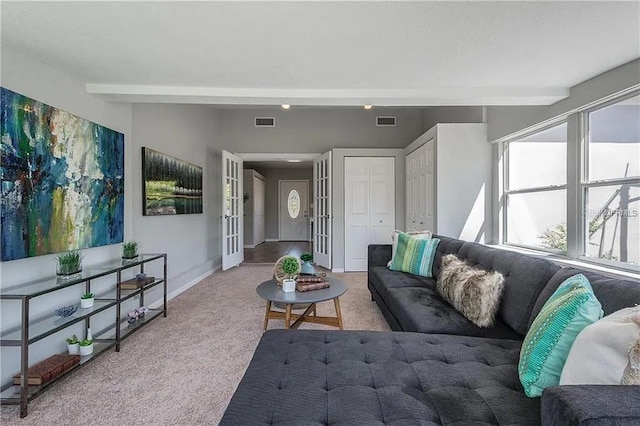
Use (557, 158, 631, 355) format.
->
(387, 230, 432, 268)
(560, 306, 640, 385)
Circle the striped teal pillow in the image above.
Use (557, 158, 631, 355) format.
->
(519, 274, 603, 397)
(389, 233, 440, 278)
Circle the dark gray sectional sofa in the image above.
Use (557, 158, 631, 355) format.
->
(221, 235, 640, 425)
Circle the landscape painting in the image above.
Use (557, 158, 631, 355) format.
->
(142, 147, 203, 215)
(0, 87, 125, 261)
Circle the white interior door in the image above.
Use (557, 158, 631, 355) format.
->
(313, 152, 332, 269)
(345, 157, 395, 271)
(279, 180, 309, 241)
(222, 150, 243, 270)
(254, 177, 266, 244)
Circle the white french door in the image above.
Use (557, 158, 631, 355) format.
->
(345, 157, 395, 271)
(222, 150, 243, 270)
(313, 152, 332, 270)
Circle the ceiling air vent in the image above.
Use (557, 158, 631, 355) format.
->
(255, 117, 275, 127)
(376, 116, 396, 127)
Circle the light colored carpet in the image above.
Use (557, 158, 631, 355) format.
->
(1, 265, 390, 425)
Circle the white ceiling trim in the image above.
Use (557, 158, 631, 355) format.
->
(237, 153, 320, 162)
(85, 84, 569, 106)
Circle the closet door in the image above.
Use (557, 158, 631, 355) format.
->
(405, 147, 420, 232)
(421, 139, 435, 233)
(345, 157, 395, 271)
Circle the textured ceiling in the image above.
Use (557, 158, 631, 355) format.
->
(2, 1, 638, 106)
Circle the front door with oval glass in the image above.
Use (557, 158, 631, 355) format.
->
(279, 180, 309, 241)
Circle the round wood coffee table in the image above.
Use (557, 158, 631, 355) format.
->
(256, 277, 347, 330)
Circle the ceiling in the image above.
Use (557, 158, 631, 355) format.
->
(2, 1, 638, 106)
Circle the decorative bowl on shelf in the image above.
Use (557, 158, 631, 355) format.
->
(55, 304, 79, 317)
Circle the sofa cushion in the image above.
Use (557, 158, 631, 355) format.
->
(519, 274, 603, 397)
(368, 266, 431, 300)
(220, 330, 539, 426)
(456, 242, 561, 336)
(436, 254, 505, 328)
(529, 267, 640, 328)
(384, 286, 522, 340)
(560, 306, 640, 385)
(389, 234, 440, 277)
(387, 229, 432, 267)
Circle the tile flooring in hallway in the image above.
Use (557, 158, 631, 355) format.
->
(243, 241, 312, 264)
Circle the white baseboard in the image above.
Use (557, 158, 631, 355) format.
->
(244, 244, 256, 249)
(332, 268, 345, 273)
(148, 265, 221, 309)
(265, 238, 279, 242)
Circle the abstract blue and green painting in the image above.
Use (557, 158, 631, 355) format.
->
(1, 87, 124, 261)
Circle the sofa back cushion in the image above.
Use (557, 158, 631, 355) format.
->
(451, 241, 561, 336)
(529, 267, 640, 328)
(430, 235, 466, 278)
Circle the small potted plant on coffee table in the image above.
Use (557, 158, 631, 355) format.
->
(122, 241, 139, 260)
(66, 334, 79, 355)
(80, 292, 95, 309)
(79, 338, 93, 356)
(300, 253, 315, 275)
(55, 250, 83, 278)
(281, 256, 300, 293)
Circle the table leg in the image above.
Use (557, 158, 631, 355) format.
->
(263, 300, 272, 331)
(285, 304, 292, 329)
(312, 303, 317, 317)
(334, 297, 344, 330)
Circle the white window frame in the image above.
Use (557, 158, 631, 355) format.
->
(499, 88, 640, 273)
(502, 119, 569, 254)
(577, 92, 640, 271)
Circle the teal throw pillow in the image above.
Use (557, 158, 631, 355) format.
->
(389, 233, 440, 278)
(518, 274, 603, 397)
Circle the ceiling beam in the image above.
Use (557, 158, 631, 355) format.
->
(86, 84, 568, 106)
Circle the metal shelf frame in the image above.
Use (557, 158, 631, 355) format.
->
(0, 253, 167, 418)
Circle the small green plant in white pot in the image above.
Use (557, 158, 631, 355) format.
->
(122, 241, 139, 260)
(79, 339, 93, 356)
(80, 292, 94, 309)
(55, 250, 83, 278)
(66, 335, 79, 355)
(281, 256, 300, 293)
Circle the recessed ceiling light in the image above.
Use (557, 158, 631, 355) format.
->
(287, 160, 302, 163)
(364, 104, 373, 110)
(281, 104, 290, 110)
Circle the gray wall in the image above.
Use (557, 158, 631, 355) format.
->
(0, 45, 133, 385)
(218, 108, 425, 152)
(247, 167, 313, 241)
(132, 104, 222, 306)
(487, 59, 640, 141)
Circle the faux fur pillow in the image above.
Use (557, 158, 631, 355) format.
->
(436, 254, 505, 328)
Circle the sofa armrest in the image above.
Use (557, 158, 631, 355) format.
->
(368, 245, 392, 269)
(541, 385, 640, 425)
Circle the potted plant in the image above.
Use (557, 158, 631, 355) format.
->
(300, 253, 315, 275)
(80, 292, 95, 308)
(122, 241, 139, 260)
(79, 339, 93, 356)
(281, 256, 300, 293)
(55, 250, 83, 278)
(66, 335, 79, 355)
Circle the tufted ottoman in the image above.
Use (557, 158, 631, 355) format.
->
(219, 329, 540, 425)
